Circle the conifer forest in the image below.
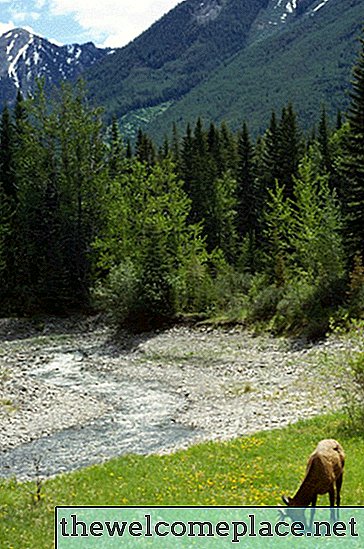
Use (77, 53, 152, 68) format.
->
(0, 32, 363, 339)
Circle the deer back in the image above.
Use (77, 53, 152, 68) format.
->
(291, 439, 344, 505)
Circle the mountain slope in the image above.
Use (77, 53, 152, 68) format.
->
(0, 28, 108, 106)
(144, 0, 364, 137)
(86, 0, 270, 119)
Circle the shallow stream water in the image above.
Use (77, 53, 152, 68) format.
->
(0, 351, 198, 480)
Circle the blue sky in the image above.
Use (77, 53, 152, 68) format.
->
(0, 0, 181, 48)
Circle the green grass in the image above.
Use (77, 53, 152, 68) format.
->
(1, 412, 363, 548)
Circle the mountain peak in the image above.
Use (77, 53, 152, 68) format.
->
(2, 27, 33, 38)
(0, 28, 108, 104)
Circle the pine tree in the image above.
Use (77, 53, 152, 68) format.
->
(0, 105, 17, 307)
(317, 105, 332, 175)
(219, 121, 238, 174)
(124, 138, 132, 159)
(277, 103, 302, 199)
(13, 81, 107, 312)
(0, 106, 16, 200)
(180, 123, 194, 198)
(258, 111, 281, 192)
(207, 122, 222, 174)
(14, 90, 26, 134)
(343, 29, 364, 257)
(236, 122, 255, 239)
(169, 123, 181, 178)
(336, 110, 343, 130)
(213, 171, 238, 262)
(236, 122, 262, 269)
(108, 116, 124, 178)
(158, 136, 170, 161)
(135, 128, 155, 165)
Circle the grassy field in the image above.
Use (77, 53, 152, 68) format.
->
(0, 412, 363, 548)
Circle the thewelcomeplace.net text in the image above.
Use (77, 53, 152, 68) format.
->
(58, 512, 358, 543)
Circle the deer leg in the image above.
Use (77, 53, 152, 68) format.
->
(329, 486, 336, 522)
(336, 473, 343, 521)
(336, 473, 343, 507)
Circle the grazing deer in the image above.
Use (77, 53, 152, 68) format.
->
(281, 439, 345, 528)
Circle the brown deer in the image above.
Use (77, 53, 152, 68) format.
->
(282, 439, 345, 528)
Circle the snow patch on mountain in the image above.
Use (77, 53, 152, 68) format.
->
(194, 0, 224, 24)
(313, 0, 330, 13)
(0, 28, 108, 105)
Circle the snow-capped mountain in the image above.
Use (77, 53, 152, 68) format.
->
(0, 28, 109, 106)
(247, 0, 333, 41)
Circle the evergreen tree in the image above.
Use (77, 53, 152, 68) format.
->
(277, 103, 302, 199)
(94, 158, 207, 326)
(219, 121, 238, 174)
(170, 123, 181, 175)
(259, 111, 281, 191)
(212, 171, 238, 262)
(180, 123, 194, 196)
(342, 29, 364, 257)
(236, 122, 255, 237)
(0, 105, 17, 307)
(265, 153, 345, 288)
(13, 81, 107, 312)
(125, 138, 133, 159)
(135, 128, 156, 165)
(317, 105, 332, 175)
(182, 120, 213, 234)
(158, 136, 170, 161)
(0, 106, 16, 200)
(14, 90, 26, 134)
(190, 118, 219, 250)
(108, 116, 124, 178)
(207, 122, 221, 174)
(336, 110, 343, 130)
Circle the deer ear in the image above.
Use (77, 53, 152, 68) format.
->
(282, 495, 290, 506)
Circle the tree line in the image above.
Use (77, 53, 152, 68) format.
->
(0, 33, 363, 335)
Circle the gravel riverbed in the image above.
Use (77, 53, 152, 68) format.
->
(0, 316, 351, 479)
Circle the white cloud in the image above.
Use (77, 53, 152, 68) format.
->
(11, 11, 41, 22)
(0, 21, 15, 35)
(49, 0, 181, 47)
(0, 22, 40, 41)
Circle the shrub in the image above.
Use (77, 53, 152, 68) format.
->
(92, 261, 140, 324)
(343, 352, 364, 434)
(272, 277, 346, 339)
(246, 274, 283, 322)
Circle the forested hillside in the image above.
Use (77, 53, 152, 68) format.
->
(84, 0, 364, 138)
(0, 29, 363, 337)
(86, 0, 268, 122)
(148, 0, 364, 138)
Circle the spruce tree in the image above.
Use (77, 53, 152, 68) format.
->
(317, 105, 332, 175)
(236, 122, 255, 238)
(0, 106, 16, 200)
(108, 116, 124, 178)
(277, 103, 302, 200)
(259, 111, 280, 191)
(219, 121, 238, 174)
(0, 105, 17, 308)
(180, 123, 194, 199)
(13, 82, 107, 312)
(171, 123, 181, 170)
(343, 29, 364, 257)
(135, 129, 155, 165)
